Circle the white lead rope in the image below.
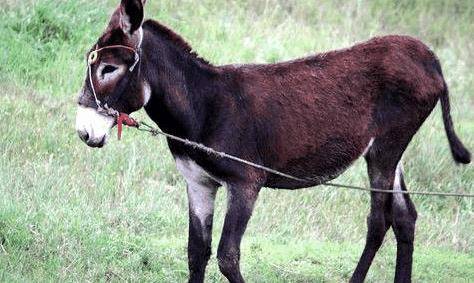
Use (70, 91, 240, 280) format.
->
(136, 122, 474, 198)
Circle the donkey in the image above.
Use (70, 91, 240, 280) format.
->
(75, 1, 471, 282)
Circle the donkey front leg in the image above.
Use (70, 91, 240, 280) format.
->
(351, 154, 393, 283)
(176, 158, 220, 282)
(186, 179, 218, 283)
(217, 183, 260, 283)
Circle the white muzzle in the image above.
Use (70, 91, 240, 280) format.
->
(75, 105, 115, 148)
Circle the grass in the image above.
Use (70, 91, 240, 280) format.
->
(0, 0, 473, 282)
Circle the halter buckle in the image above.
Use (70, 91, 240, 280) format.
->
(88, 51, 99, 65)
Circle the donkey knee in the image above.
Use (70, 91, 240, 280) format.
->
(188, 244, 211, 271)
(393, 218, 416, 243)
(217, 248, 241, 279)
(392, 207, 417, 244)
(366, 213, 388, 246)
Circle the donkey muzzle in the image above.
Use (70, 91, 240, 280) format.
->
(75, 105, 115, 148)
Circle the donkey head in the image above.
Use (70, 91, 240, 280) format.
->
(76, 0, 149, 148)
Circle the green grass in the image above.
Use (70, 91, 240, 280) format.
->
(0, 0, 473, 282)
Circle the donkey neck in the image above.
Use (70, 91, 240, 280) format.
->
(140, 26, 229, 142)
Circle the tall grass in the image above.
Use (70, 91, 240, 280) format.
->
(0, 0, 473, 282)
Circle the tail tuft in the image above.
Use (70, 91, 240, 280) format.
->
(450, 139, 471, 164)
(440, 86, 471, 164)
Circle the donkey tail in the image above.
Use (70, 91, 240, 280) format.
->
(440, 83, 471, 164)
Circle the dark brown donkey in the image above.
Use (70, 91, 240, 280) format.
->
(75, 1, 471, 282)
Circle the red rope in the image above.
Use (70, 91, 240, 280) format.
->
(116, 113, 139, 140)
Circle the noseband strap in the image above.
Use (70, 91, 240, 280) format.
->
(88, 45, 140, 71)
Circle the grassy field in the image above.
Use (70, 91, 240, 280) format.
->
(0, 0, 473, 282)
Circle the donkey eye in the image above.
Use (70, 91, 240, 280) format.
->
(102, 65, 118, 76)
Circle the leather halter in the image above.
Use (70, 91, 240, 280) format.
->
(87, 44, 140, 113)
(86, 42, 142, 139)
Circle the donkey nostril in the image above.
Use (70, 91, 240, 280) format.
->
(78, 131, 89, 142)
(97, 136, 106, 147)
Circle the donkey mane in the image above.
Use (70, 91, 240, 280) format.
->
(143, 19, 211, 66)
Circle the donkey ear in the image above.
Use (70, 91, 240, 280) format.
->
(119, 0, 146, 35)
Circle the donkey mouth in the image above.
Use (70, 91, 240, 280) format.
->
(86, 135, 107, 148)
(77, 129, 107, 148)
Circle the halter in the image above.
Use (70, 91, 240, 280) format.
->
(87, 45, 140, 113)
(86, 37, 142, 139)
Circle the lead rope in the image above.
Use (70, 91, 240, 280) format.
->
(133, 121, 474, 198)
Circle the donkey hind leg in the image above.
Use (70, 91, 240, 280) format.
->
(350, 154, 394, 283)
(217, 183, 260, 283)
(392, 164, 417, 283)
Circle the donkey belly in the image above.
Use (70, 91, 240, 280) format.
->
(263, 135, 371, 189)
